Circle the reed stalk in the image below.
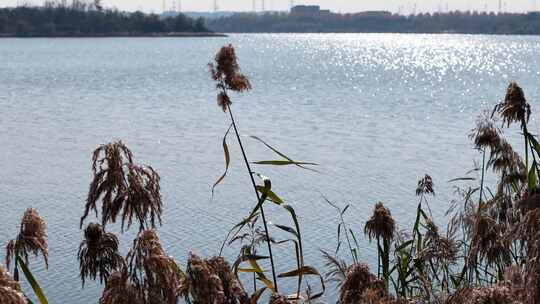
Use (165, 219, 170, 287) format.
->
(226, 103, 279, 292)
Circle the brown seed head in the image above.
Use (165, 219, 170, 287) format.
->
(0, 264, 20, 292)
(207, 256, 249, 303)
(469, 213, 511, 267)
(470, 113, 501, 151)
(339, 263, 387, 304)
(416, 174, 435, 196)
(78, 223, 124, 286)
(365, 202, 396, 242)
(99, 269, 144, 304)
(127, 230, 183, 304)
(494, 82, 531, 128)
(183, 254, 248, 304)
(81, 141, 162, 232)
(0, 286, 27, 304)
(488, 139, 525, 181)
(209, 44, 252, 112)
(268, 294, 293, 304)
(6, 208, 48, 269)
(421, 220, 458, 264)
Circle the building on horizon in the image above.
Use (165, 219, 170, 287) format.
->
(290, 5, 330, 16)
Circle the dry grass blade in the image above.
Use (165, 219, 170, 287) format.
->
(78, 223, 124, 286)
(6, 208, 48, 269)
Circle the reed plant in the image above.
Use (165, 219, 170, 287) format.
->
(209, 44, 325, 301)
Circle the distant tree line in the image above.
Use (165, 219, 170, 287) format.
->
(0, 1, 208, 37)
(207, 11, 540, 34)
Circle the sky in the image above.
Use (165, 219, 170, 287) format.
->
(2, 0, 538, 14)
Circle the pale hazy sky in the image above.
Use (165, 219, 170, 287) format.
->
(2, 0, 538, 14)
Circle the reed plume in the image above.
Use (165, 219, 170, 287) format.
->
(0, 264, 21, 292)
(420, 219, 458, 265)
(469, 213, 511, 270)
(126, 230, 183, 304)
(268, 294, 292, 304)
(0, 264, 26, 304)
(209, 44, 251, 111)
(0, 287, 27, 304)
(470, 113, 501, 151)
(78, 223, 124, 286)
(516, 208, 540, 303)
(6, 208, 48, 269)
(488, 139, 525, 176)
(183, 253, 248, 304)
(339, 263, 391, 304)
(365, 202, 396, 243)
(207, 256, 249, 303)
(81, 141, 163, 232)
(99, 269, 144, 304)
(493, 82, 530, 128)
(416, 174, 435, 196)
(365, 202, 395, 286)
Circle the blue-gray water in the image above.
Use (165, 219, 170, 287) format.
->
(1, 34, 540, 302)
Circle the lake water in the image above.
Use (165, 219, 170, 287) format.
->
(1, 34, 540, 302)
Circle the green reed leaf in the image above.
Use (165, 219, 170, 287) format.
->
(278, 266, 326, 300)
(253, 160, 318, 166)
(341, 204, 350, 215)
(256, 186, 284, 205)
(448, 177, 476, 182)
(274, 224, 299, 239)
(16, 255, 48, 304)
(250, 135, 319, 171)
(212, 124, 233, 197)
(529, 160, 537, 191)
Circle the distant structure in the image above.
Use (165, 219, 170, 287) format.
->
(356, 11, 392, 17)
(290, 5, 330, 15)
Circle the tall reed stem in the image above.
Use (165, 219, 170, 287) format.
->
(479, 149, 486, 205)
(227, 104, 279, 292)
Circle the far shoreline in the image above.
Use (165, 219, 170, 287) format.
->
(0, 32, 227, 38)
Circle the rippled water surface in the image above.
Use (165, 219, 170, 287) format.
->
(1, 34, 540, 302)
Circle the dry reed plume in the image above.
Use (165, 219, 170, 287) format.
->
(209, 44, 251, 111)
(99, 269, 144, 304)
(364, 202, 395, 243)
(493, 82, 530, 128)
(6, 208, 48, 269)
(126, 230, 183, 304)
(81, 141, 163, 232)
(183, 253, 249, 304)
(78, 223, 124, 286)
(339, 263, 393, 304)
(0, 265, 26, 304)
(416, 174, 435, 196)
